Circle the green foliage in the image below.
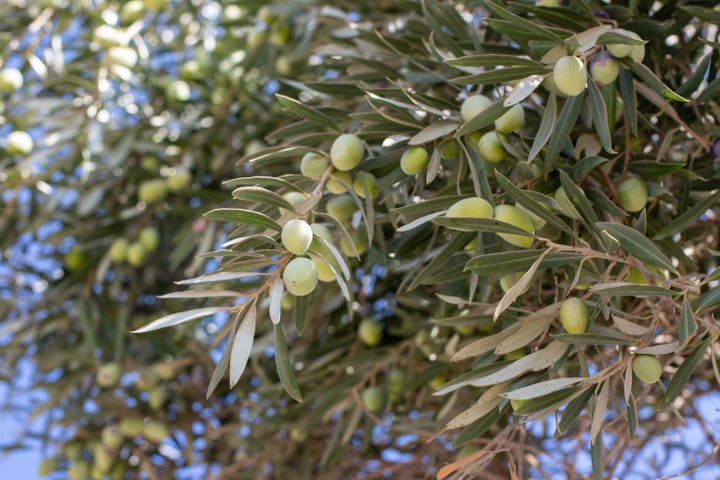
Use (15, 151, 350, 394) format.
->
(1, 1, 720, 479)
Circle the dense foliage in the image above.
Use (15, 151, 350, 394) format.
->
(1, 1, 719, 479)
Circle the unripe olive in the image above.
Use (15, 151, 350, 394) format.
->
(96, 362, 122, 387)
(400, 146, 429, 175)
(166, 79, 191, 103)
(388, 369, 405, 400)
(68, 460, 90, 480)
(65, 247, 88, 272)
(559, 297, 589, 334)
(428, 373, 447, 390)
(359, 319, 383, 347)
(101, 425, 123, 451)
(139, 226, 160, 252)
(108, 238, 129, 263)
(300, 152, 330, 179)
(494, 204, 535, 248)
(144, 0, 167, 10)
(222, 4, 246, 22)
(352, 171, 377, 199)
(629, 44, 645, 63)
(38, 457, 57, 477)
(166, 168, 192, 192)
(339, 229, 366, 256)
(279, 191, 307, 215)
(618, 177, 648, 212)
(93, 25, 128, 48)
(119, 417, 144, 437)
(460, 94, 492, 122)
(125, 242, 147, 267)
(553, 56, 587, 97)
(138, 179, 168, 204)
(148, 386, 167, 410)
(280, 291, 294, 311)
(135, 369, 158, 391)
(6, 131, 34, 156)
(0, 68, 23, 92)
(440, 139, 460, 160)
(632, 354, 662, 384)
(247, 30, 266, 49)
(107, 46, 138, 69)
(500, 272, 530, 294)
(120, 0, 144, 23)
(281, 219, 313, 255)
(330, 133, 364, 171)
(142, 420, 170, 443)
(477, 131, 507, 163)
(361, 386, 384, 413)
(282, 257, 318, 296)
(446, 197, 493, 219)
(494, 103, 525, 133)
(310, 223, 333, 245)
(326, 194, 357, 223)
(606, 29, 642, 59)
(309, 253, 336, 282)
(325, 170, 353, 194)
(589, 51, 620, 85)
(516, 202, 546, 229)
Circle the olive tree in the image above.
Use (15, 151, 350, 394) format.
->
(1, 1, 719, 479)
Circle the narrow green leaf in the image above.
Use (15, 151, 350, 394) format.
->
(627, 395, 637, 442)
(586, 79, 614, 153)
(432, 216, 536, 237)
(569, 156, 608, 179)
(618, 69, 637, 136)
(504, 377, 588, 401)
(176, 271, 268, 285)
(231, 186, 293, 210)
(207, 329, 233, 399)
(559, 171, 602, 241)
(229, 304, 256, 388)
(623, 60, 689, 102)
(496, 172, 575, 236)
(552, 332, 638, 346)
(408, 121, 459, 145)
(452, 407, 505, 447)
(556, 386, 594, 436)
(293, 293, 309, 336)
(692, 287, 720, 313)
(452, 66, 548, 86)
(130, 307, 228, 333)
(654, 191, 720, 240)
(591, 432, 603, 480)
(659, 336, 712, 409)
(544, 93, 585, 169)
(466, 250, 584, 275)
(628, 161, 686, 178)
(274, 323, 303, 402)
(446, 54, 544, 68)
(676, 53, 712, 98)
(222, 175, 304, 191)
(596, 31, 646, 47)
(597, 222, 676, 273)
(276, 94, 342, 131)
(679, 298, 697, 345)
(513, 386, 582, 416)
(392, 194, 471, 216)
(528, 88, 556, 163)
(484, 0, 564, 43)
(205, 208, 281, 231)
(590, 281, 675, 297)
(409, 232, 475, 290)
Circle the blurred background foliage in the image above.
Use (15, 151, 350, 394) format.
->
(0, 0, 719, 479)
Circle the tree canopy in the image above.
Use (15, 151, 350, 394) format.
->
(1, 1, 719, 479)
